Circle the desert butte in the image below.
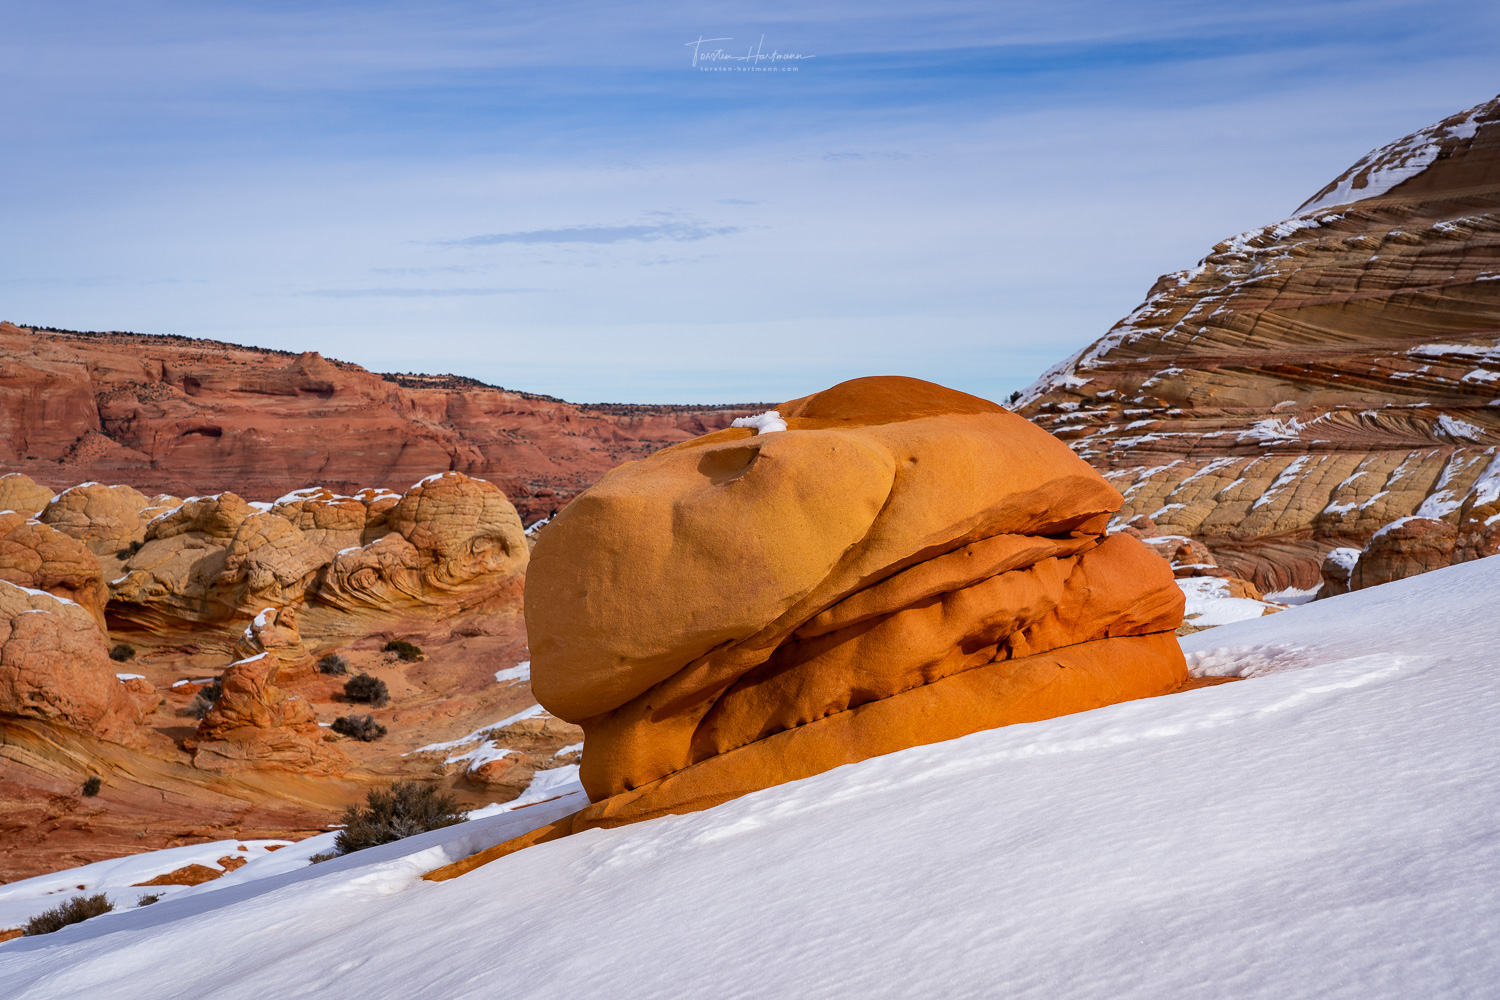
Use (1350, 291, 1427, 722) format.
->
(0, 548, 1494, 999)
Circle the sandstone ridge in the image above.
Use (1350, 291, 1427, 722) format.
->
(1018, 93, 1500, 595)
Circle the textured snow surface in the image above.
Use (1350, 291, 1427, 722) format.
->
(3, 558, 1499, 998)
(0, 841, 292, 931)
(1176, 576, 1280, 626)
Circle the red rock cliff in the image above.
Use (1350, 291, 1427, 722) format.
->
(0, 323, 761, 524)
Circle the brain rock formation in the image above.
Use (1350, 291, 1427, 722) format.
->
(0, 474, 54, 517)
(0, 581, 150, 743)
(432, 377, 1186, 877)
(108, 472, 528, 631)
(0, 511, 110, 632)
(38, 482, 176, 556)
(1019, 93, 1500, 595)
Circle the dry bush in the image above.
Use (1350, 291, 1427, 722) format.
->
(334, 782, 467, 855)
(343, 673, 389, 707)
(24, 894, 113, 936)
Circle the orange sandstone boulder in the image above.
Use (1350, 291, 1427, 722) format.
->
(0, 511, 110, 632)
(318, 472, 528, 613)
(1350, 517, 1459, 592)
(0, 580, 148, 743)
(0, 474, 54, 517)
(38, 482, 177, 558)
(187, 652, 346, 773)
(431, 378, 1185, 878)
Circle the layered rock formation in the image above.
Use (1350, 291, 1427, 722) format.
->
(0, 581, 149, 743)
(39, 482, 179, 574)
(0, 323, 760, 526)
(428, 376, 1186, 879)
(1016, 94, 1500, 594)
(448, 714, 584, 793)
(109, 472, 527, 632)
(235, 605, 316, 680)
(0, 511, 110, 631)
(187, 653, 345, 773)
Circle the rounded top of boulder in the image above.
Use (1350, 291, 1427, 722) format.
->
(527, 376, 1124, 721)
(0, 474, 54, 518)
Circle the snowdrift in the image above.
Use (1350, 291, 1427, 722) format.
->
(2, 555, 1498, 999)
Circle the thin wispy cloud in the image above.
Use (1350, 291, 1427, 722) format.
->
(822, 151, 910, 162)
(442, 222, 742, 246)
(297, 287, 540, 298)
(4, 0, 1498, 402)
(370, 265, 485, 276)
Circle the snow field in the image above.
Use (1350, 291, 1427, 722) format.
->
(2, 556, 1498, 998)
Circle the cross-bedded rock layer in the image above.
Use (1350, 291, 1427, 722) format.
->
(1018, 95, 1500, 593)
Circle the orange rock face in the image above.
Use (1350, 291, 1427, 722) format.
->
(0, 581, 147, 743)
(0, 474, 53, 517)
(0, 511, 110, 632)
(1018, 94, 1500, 595)
(520, 377, 1185, 837)
(38, 482, 176, 557)
(0, 324, 762, 527)
(107, 473, 527, 632)
(188, 652, 346, 774)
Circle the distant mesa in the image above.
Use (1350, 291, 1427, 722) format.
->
(1018, 92, 1500, 597)
(0, 320, 764, 527)
(428, 376, 1187, 879)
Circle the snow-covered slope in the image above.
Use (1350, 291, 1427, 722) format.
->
(3, 556, 1499, 999)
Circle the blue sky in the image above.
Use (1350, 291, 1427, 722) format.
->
(3, 1, 1498, 403)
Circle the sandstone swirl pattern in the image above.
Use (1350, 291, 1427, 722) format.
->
(108, 471, 527, 631)
(427, 377, 1186, 879)
(1018, 95, 1500, 594)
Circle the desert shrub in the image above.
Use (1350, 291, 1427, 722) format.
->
(188, 676, 223, 718)
(343, 673, 389, 707)
(82, 776, 102, 797)
(24, 893, 114, 936)
(307, 851, 339, 865)
(136, 893, 161, 906)
(383, 639, 423, 662)
(332, 714, 387, 741)
(115, 540, 143, 560)
(334, 782, 467, 855)
(317, 653, 349, 675)
(108, 643, 136, 662)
